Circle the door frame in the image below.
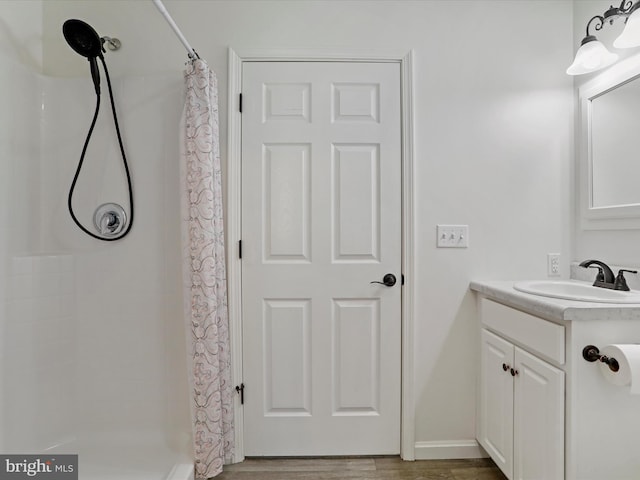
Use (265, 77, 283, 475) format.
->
(226, 47, 416, 463)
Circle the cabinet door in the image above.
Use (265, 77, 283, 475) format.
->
(513, 347, 564, 480)
(479, 329, 514, 479)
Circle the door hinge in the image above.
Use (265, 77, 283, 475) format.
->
(238, 240, 242, 259)
(235, 383, 245, 404)
(239, 93, 243, 113)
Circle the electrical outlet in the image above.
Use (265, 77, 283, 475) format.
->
(547, 253, 561, 276)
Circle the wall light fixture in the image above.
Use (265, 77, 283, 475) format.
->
(567, 1, 640, 75)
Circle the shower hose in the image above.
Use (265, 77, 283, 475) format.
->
(67, 55, 134, 241)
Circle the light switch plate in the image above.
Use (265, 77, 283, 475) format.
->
(437, 225, 469, 248)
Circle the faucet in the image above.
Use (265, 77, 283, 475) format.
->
(579, 259, 637, 291)
(579, 259, 615, 288)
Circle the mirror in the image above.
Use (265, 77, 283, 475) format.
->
(591, 79, 640, 208)
(580, 55, 640, 229)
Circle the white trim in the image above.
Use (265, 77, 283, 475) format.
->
(578, 52, 640, 230)
(399, 49, 416, 462)
(229, 46, 413, 63)
(413, 440, 488, 461)
(227, 47, 245, 464)
(226, 47, 416, 461)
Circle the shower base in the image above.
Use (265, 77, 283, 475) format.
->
(49, 431, 193, 480)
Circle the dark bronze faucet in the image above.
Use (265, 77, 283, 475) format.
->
(579, 259, 637, 291)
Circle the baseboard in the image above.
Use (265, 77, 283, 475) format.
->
(413, 440, 488, 460)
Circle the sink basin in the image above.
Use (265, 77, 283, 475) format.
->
(513, 280, 640, 304)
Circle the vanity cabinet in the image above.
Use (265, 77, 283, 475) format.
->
(472, 280, 640, 480)
(478, 298, 565, 480)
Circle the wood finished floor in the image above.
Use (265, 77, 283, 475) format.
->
(217, 457, 508, 480)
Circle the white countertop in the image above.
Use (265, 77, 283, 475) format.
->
(470, 280, 640, 323)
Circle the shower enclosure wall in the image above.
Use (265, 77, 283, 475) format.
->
(0, 40, 194, 479)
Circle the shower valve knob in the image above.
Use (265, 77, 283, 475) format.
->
(94, 203, 127, 238)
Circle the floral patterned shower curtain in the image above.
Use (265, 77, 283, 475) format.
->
(180, 58, 234, 479)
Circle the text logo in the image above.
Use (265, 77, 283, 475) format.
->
(0, 455, 77, 479)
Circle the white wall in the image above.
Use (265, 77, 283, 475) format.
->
(0, 57, 53, 451)
(0, 0, 192, 457)
(572, 0, 640, 266)
(0, 0, 61, 452)
(0, 0, 43, 72)
(41, 0, 574, 456)
(39, 73, 191, 445)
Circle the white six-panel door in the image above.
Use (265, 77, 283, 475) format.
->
(241, 61, 402, 455)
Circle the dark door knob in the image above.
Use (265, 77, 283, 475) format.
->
(371, 273, 397, 287)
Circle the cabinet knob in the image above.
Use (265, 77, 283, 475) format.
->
(510, 368, 519, 376)
(502, 363, 509, 372)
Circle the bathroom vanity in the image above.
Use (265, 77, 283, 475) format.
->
(471, 280, 640, 480)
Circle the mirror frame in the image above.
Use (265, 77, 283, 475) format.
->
(579, 53, 640, 230)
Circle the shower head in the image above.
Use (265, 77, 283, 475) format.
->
(63, 19, 103, 58)
(62, 19, 104, 94)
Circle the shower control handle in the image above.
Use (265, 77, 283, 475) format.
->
(94, 203, 127, 238)
(100, 212, 119, 234)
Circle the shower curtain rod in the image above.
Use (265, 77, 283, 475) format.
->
(152, 0, 200, 61)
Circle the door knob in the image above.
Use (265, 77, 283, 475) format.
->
(371, 273, 397, 287)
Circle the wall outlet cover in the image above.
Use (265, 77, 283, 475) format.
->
(547, 253, 561, 276)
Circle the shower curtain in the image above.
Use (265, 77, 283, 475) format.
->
(180, 58, 234, 479)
